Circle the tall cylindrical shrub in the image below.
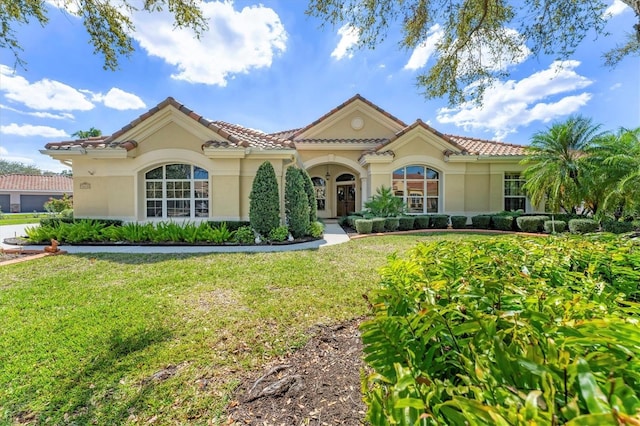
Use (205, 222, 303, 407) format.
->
(301, 168, 318, 224)
(249, 161, 281, 237)
(285, 167, 311, 239)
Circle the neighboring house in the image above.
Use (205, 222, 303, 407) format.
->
(40, 94, 539, 222)
(0, 174, 73, 213)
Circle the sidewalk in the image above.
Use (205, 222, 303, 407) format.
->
(0, 223, 350, 253)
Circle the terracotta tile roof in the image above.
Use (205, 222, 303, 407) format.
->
(446, 135, 526, 156)
(44, 137, 137, 151)
(208, 121, 295, 150)
(374, 119, 470, 154)
(0, 174, 73, 192)
(295, 138, 389, 144)
(269, 128, 302, 140)
(291, 94, 408, 138)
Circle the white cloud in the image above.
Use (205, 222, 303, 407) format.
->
(131, 2, 287, 86)
(331, 24, 359, 60)
(0, 103, 75, 120)
(90, 88, 146, 110)
(457, 28, 530, 75)
(0, 64, 94, 111)
(610, 82, 623, 90)
(404, 25, 444, 70)
(605, 0, 629, 17)
(0, 123, 69, 138)
(436, 60, 593, 140)
(0, 146, 36, 164)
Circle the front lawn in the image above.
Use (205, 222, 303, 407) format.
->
(0, 233, 499, 424)
(0, 213, 54, 226)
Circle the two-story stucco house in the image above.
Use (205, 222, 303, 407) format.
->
(40, 94, 537, 222)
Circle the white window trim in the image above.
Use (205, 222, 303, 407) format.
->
(145, 164, 209, 219)
(392, 165, 441, 214)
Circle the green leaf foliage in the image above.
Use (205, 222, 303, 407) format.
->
(355, 219, 373, 234)
(300, 168, 318, 224)
(249, 161, 281, 237)
(361, 236, 640, 425)
(365, 186, 405, 217)
(516, 216, 550, 233)
(285, 167, 311, 239)
(450, 215, 467, 229)
(568, 219, 599, 234)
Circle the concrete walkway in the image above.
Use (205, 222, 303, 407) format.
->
(0, 223, 350, 253)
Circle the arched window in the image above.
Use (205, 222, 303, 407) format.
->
(311, 177, 326, 211)
(145, 164, 209, 218)
(392, 165, 439, 213)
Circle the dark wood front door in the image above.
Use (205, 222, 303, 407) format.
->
(337, 184, 356, 217)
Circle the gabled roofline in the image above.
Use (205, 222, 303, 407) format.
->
(375, 119, 470, 154)
(291, 94, 408, 139)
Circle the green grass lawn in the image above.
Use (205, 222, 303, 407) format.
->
(0, 233, 515, 425)
(0, 213, 55, 226)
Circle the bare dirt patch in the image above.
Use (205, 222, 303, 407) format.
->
(227, 318, 368, 425)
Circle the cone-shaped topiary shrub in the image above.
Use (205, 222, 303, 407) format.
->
(300, 168, 318, 224)
(285, 167, 311, 239)
(249, 161, 281, 237)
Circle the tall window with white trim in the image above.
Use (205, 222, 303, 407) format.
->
(504, 172, 526, 211)
(145, 164, 209, 218)
(392, 165, 439, 213)
(311, 177, 326, 211)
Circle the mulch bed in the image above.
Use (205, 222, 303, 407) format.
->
(226, 318, 368, 425)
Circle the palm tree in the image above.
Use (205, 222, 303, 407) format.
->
(588, 127, 640, 219)
(521, 115, 606, 214)
(72, 127, 102, 139)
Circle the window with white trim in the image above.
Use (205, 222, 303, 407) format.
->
(311, 177, 326, 211)
(145, 164, 209, 218)
(392, 165, 439, 213)
(504, 172, 526, 211)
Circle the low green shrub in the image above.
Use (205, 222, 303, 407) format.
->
(309, 221, 324, 238)
(371, 218, 386, 233)
(471, 215, 491, 229)
(398, 216, 415, 231)
(491, 215, 514, 231)
(413, 215, 429, 229)
(268, 225, 289, 242)
(355, 219, 373, 234)
(384, 217, 400, 232)
(450, 215, 467, 229)
(602, 219, 635, 234)
(347, 215, 361, 227)
(569, 218, 599, 234)
(429, 214, 449, 229)
(338, 216, 349, 227)
(516, 215, 549, 232)
(361, 237, 640, 425)
(234, 226, 255, 244)
(544, 220, 567, 233)
(61, 209, 74, 219)
(207, 221, 250, 232)
(209, 222, 235, 243)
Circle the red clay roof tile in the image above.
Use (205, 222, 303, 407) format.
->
(0, 174, 73, 192)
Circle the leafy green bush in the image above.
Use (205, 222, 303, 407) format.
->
(516, 215, 549, 232)
(308, 221, 324, 238)
(450, 215, 467, 229)
(544, 220, 567, 233)
(361, 237, 640, 425)
(602, 219, 635, 234)
(234, 226, 255, 244)
(371, 217, 386, 233)
(398, 216, 415, 231)
(61, 209, 74, 219)
(301, 168, 318, 224)
(384, 217, 400, 232)
(249, 161, 281, 237)
(24, 225, 55, 243)
(120, 223, 155, 243)
(338, 216, 349, 227)
(569, 218, 599, 234)
(44, 193, 73, 213)
(365, 186, 405, 217)
(209, 222, 235, 243)
(491, 215, 514, 231)
(428, 214, 449, 229)
(413, 215, 429, 229)
(40, 217, 123, 228)
(355, 219, 373, 234)
(207, 221, 250, 232)
(285, 167, 311, 239)
(471, 215, 491, 229)
(268, 225, 289, 242)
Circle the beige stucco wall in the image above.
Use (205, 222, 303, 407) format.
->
(134, 122, 204, 157)
(305, 110, 398, 140)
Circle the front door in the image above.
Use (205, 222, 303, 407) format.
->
(336, 184, 356, 216)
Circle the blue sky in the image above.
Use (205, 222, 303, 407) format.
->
(1, 0, 638, 173)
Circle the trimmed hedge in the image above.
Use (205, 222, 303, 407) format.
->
(544, 220, 567, 233)
(516, 215, 549, 233)
(347, 215, 361, 227)
(371, 217, 386, 233)
(355, 219, 373, 234)
(450, 215, 467, 229)
(429, 214, 449, 229)
(398, 216, 415, 231)
(413, 216, 430, 230)
(491, 215, 514, 231)
(384, 217, 400, 232)
(602, 219, 635, 234)
(569, 218, 599, 234)
(249, 161, 281, 236)
(471, 215, 491, 229)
